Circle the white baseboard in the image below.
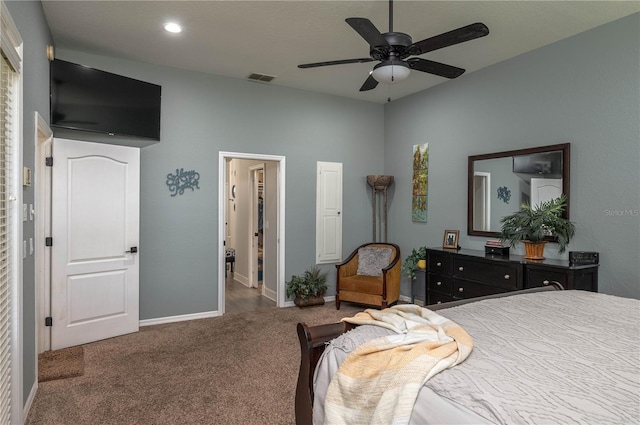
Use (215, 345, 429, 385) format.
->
(23, 380, 38, 424)
(140, 294, 341, 326)
(139, 310, 220, 327)
(399, 294, 425, 306)
(262, 285, 277, 302)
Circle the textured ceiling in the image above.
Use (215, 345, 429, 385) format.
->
(41, 1, 640, 103)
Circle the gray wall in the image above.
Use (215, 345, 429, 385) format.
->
(55, 48, 385, 319)
(9, 2, 639, 413)
(384, 13, 640, 299)
(5, 0, 53, 405)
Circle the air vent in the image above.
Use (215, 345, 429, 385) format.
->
(247, 73, 276, 83)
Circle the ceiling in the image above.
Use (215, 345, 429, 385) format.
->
(41, 1, 640, 104)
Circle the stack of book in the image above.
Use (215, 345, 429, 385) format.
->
(485, 240, 510, 256)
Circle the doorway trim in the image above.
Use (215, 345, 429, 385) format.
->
(473, 171, 491, 232)
(218, 152, 285, 315)
(35, 112, 53, 354)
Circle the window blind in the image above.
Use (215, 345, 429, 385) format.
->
(0, 51, 16, 425)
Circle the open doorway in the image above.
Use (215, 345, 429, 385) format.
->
(218, 152, 285, 315)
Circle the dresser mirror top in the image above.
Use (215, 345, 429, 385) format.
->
(467, 143, 570, 237)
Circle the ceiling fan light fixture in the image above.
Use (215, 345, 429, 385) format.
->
(371, 61, 410, 84)
(164, 22, 183, 34)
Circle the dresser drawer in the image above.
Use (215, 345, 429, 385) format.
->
(453, 257, 521, 290)
(428, 252, 451, 275)
(525, 265, 598, 291)
(427, 275, 453, 295)
(453, 281, 510, 299)
(428, 292, 454, 305)
(526, 268, 568, 289)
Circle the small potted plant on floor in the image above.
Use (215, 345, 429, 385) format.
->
(286, 265, 328, 307)
(499, 194, 575, 260)
(401, 246, 427, 280)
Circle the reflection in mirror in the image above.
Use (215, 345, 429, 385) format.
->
(467, 143, 570, 237)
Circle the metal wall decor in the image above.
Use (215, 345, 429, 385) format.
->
(166, 168, 200, 197)
(497, 186, 511, 204)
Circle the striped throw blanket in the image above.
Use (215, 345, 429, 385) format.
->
(324, 304, 473, 425)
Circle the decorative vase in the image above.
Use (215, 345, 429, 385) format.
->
(523, 240, 547, 260)
(417, 259, 427, 269)
(294, 294, 325, 307)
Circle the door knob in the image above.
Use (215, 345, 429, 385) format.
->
(126, 247, 138, 253)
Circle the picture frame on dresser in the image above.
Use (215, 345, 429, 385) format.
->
(443, 230, 459, 249)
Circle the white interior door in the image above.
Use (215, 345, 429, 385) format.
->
(316, 161, 342, 264)
(249, 165, 263, 288)
(530, 178, 562, 208)
(51, 138, 140, 350)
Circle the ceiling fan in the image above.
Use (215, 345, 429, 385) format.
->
(298, 0, 489, 92)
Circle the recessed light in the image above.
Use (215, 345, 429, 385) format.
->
(164, 22, 182, 34)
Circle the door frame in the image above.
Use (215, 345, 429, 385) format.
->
(218, 152, 285, 315)
(35, 112, 53, 354)
(473, 171, 491, 232)
(248, 164, 264, 289)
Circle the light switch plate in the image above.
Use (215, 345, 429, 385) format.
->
(23, 167, 32, 186)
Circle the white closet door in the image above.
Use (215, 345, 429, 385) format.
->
(316, 161, 342, 264)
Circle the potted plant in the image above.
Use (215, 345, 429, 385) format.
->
(499, 194, 575, 260)
(401, 246, 427, 280)
(286, 265, 328, 307)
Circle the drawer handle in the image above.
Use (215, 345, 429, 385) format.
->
(543, 280, 550, 285)
(458, 266, 464, 272)
(436, 281, 442, 286)
(436, 262, 442, 267)
(458, 287, 464, 293)
(504, 274, 510, 280)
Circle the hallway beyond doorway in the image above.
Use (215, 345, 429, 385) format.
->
(225, 274, 275, 314)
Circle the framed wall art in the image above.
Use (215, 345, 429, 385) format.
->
(412, 143, 429, 222)
(443, 229, 459, 249)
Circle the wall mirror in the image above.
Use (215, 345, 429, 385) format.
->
(467, 143, 570, 237)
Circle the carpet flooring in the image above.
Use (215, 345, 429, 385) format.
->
(26, 302, 363, 425)
(37, 346, 84, 382)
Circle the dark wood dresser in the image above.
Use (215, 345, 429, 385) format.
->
(426, 247, 598, 304)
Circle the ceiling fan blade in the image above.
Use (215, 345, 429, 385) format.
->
(359, 74, 379, 92)
(407, 58, 465, 79)
(346, 18, 389, 48)
(408, 22, 489, 56)
(298, 58, 375, 69)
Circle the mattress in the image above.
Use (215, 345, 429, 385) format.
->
(312, 290, 640, 424)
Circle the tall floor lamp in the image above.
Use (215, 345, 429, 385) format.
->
(367, 175, 394, 242)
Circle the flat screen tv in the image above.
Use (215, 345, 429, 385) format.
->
(50, 59, 161, 140)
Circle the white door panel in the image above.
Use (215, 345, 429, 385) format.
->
(530, 178, 562, 208)
(51, 138, 140, 350)
(316, 162, 342, 263)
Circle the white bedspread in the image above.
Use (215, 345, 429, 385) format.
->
(313, 290, 640, 424)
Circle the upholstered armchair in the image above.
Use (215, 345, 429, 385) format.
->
(335, 242, 401, 310)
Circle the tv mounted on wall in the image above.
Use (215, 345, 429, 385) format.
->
(50, 59, 161, 141)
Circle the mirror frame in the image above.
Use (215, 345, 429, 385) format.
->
(467, 143, 570, 237)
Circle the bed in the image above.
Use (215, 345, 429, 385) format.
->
(295, 285, 640, 424)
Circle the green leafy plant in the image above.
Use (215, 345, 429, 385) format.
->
(499, 194, 575, 253)
(401, 246, 427, 280)
(286, 265, 328, 302)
